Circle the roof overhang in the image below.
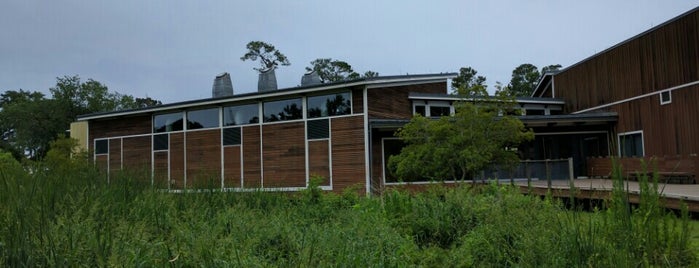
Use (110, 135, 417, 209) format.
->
(78, 73, 456, 121)
(408, 92, 566, 105)
(520, 112, 617, 127)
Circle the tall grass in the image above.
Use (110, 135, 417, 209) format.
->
(0, 151, 696, 266)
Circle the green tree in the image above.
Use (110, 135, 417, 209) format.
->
(363, 71, 380, 78)
(240, 41, 291, 72)
(541, 64, 562, 75)
(306, 58, 380, 83)
(508, 63, 540, 97)
(451, 67, 487, 96)
(388, 96, 533, 181)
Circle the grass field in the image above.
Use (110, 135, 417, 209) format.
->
(0, 154, 697, 267)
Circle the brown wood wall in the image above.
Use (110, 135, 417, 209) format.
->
(242, 125, 262, 188)
(89, 115, 151, 147)
(308, 140, 330, 186)
(170, 133, 185, 189)
(553, 10, 699, 156)
(262, 122, 306, 188)
(367, 82, 447, 119)
(108, 139, 121, 173)
(186, 130, 222, 188)
(153, 151, 168, 188)
(223, 146, 241, 188)
(331, 116, 366, 193)
(122, 136, 151, 171)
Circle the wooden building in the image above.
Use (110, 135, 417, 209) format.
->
(533, 7, 699, 178)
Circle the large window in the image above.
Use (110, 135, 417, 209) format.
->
(187, 108, 219, 130)
(153, 112, 184, 133)
(619, 131, 644, 157)
(307, 92, 351, 118)
(263, 98, 302, 122)
(223, 103, 259, 126)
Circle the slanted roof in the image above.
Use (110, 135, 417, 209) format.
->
(78, 73, 456, 121)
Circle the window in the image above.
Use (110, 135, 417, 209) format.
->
(307, 119, 329, 140)
(223, 103, 259, 126)
(660, 91, 671, 105)
(414, 105, 426, 116)
(382, 139, 406, 183)
(618, 131, 644, 157)
(525, 109, 545, 116)
(429, 106, 451, 117)
(187, 108, 219, 130)
(95, 139, 108, 155)
(223, 127, 241, 146)
(307, 92, 351, 118)
(153, 134, 169, 151)
(263, 98, 302, 122)
(153, 112, 183, 133)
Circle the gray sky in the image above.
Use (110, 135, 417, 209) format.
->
(1, 1, 697, 103)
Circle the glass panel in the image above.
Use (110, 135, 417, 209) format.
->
(430, 106, 450, 117)
(223, 103, 259, 126)
(187, 108, 219, 130)
(307, 92, 351, 118)
(383, 139, 406, 183)
(620, 133, 643, 157)
(263, 98, 302, 122)
(153, 134, 169, 151)
(307, 119, 329, 139)
(223, 127, 241, 146)
(153, 112, 183, 133)
(415, 105, 426, 116)
(95, 139, 108, 154)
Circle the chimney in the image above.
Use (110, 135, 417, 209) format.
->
(212, 72, 234, 98)
(258, 68, 278, 92)
(301, 70, 321, 86)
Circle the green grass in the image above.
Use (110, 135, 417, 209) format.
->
(0, 154, 697, 267)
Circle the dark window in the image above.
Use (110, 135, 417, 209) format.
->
(223, 127, 241, 146)
(619, 132, 643, 157)
(307, 119, 329, 140)
(95, 139, 108, 154)
(660, 91, 671, 105)
(223, 103, 259, 126)
(187, 108, 219, 129)
(525, 109, 545, 116)
(383, 139, 405, 183)
(263, 98, 302, 122)
(153, 134, 169, 151)
(414, 105, 426, 116)
(154, 112, 183, 133)
(430, 106, 450, 117)
(307, 92, 351, 118)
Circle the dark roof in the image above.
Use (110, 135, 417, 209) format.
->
(371, 112, 618, 129)
(408, 92, 565, 105)
(78, 73, 456, 121)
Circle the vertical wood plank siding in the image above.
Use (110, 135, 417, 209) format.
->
(554, 10, 699, 156)
(367, 82, 446, 119)
(223, 146, 241, 188)
(185, 129, 222, 188)
(95, 155, 108, 175)
(242, 125, 262, 187)
(169, 133, 185, 189)
(108, 139, 121, 173)
(122, 136, 151, 171)
(89, 115, 151, 148)
(331, 116, 366, 193)
(308, 140, 331, 186)
(153, 151, 169, 188)
(262, 122, 306, 188)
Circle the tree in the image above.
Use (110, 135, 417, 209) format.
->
(240, 41, 290, 72)
(507, 63, 540, 97)
(388, 96, 533, 181)
(451, 67, 487, 96)
(134, 97, 162, 108)
(306, 58, 380, 83)
(541, 64, 562, 75)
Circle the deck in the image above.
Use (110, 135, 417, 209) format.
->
(512, 179, 699, 213)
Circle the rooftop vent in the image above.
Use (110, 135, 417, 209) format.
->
(258, 68, 278, 92)
(212, 72, 234, 98)
(301, 70, 321, 86)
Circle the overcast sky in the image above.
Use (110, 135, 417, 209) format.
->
(1, 1, 697, 103)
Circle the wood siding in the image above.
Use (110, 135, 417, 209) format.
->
(186, 129, 222, 188)
(223, 146, 242, 188)
(367, 82, 447, 119)
(262, 122, 306, 188)
(122, 136, 150, 171)
(242, 125, 262, 187)
(108, 139, 121, 173)
(308, 140, 330, 186)
(89, 115, 151, 147)
(554, 9, 699, 156)
(331, 116, 366, 193)
(153, 151, 168, 188)
(169, 133, 185, 189)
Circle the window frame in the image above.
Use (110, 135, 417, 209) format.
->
(223, 103, 260, 126)
(187, 107, 220, 130)
(306, 91, 352, 119)
(94, 139, 109, 155)
(660, 91, 672, 105)
(153, 112, 184, 133)
(263, 97, 303, 123)
(617, 130, 644, 157)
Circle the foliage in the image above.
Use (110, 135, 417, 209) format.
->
(542, 64, 562, 75)
(240, 41, 291, 72)
(506, 63, 562, 97)
(451, 66, 487, 96)
(389, 97, 534, 181)
(305, 58, 379, 83)
(0, 76, 159, 159)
